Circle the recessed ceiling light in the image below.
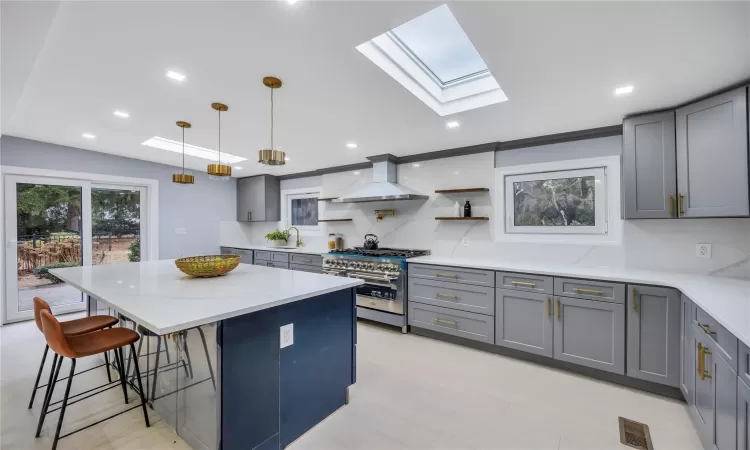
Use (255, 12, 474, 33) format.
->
(284, 156, 290, 161)
(141, 136, 246, 163)
(82, 133, 96, 139)
(287, 0, 300, 4)
(454, 171, 460, 175)
(353, 171, 361, 175)
(446, 121, 460, 129)
(614, 85, 634, 96)
(346, 142, 358, 149)
(413, 163, 421, 168)
(166, 70, 186, 82)
(234, 166, 243, 170)
(113, 110, 130, 118)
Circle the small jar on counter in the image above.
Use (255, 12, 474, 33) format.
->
(335, 234, 344, 251)
(328, 233, 337, 250)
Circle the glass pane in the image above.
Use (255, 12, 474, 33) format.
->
(513, 176, 596, 227)
(290, 197, 318, 226)
(91, 188, 141, 265)
(392, 4, 488, 84)
(16, 183, 83, 311)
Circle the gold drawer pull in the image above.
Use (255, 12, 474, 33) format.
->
(546, 296, 551, 317)
(556, 297, 561, 321)
(632, 288, 637, 313)
(678, 193, 685, 216)
(434, 318, 459, 328)
(698, 323, 716, 336)
(573, 287, 603, 295)
(701, 347, 713, 381)
(697, 343, 704, 377)
(436, 272, 459, 279)
(669, 194, 675, 217)
(511, 280, 536, 287)
(436, 292, 458, 300)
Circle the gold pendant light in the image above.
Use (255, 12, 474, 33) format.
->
(258, 76, 286, 166)
(172, 121, 195, 184)
(208, 102, 232, 177)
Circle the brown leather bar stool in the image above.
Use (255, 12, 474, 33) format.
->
(28, 297, 119, 409)
(36, 309, 149, 450)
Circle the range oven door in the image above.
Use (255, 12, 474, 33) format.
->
(325, 270, 403, 315)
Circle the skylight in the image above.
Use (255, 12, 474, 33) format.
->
(141, 136, 247, 164)
(356, 4, 506, 116)
(391, 5, 488, 85)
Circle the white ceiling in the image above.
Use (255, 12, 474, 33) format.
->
(3, 1, 749, 177)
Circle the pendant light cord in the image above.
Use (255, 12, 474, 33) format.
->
(182, 126, 186, 175)
(217, 109, 222, 165)
(270, 86, 274, 149)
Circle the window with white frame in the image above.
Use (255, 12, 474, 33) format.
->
(494, 155, 621, 244)
(282, 188, 322, 233)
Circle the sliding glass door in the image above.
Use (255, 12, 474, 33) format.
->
(4, 176, 149, 324)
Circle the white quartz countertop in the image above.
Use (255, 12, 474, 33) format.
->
(50, 260, 362, 335)
(221, 244, 329, 256)
(409, 256, 750, 348)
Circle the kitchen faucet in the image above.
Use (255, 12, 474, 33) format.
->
(287, 227, 302, 247)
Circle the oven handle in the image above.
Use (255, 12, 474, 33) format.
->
(346, 273, 397, 287)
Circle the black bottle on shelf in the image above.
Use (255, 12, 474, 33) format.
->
(464, 200, 472, 218)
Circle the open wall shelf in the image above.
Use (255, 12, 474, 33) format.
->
(435, 217, 489, 221)
(317, 197, 339, 202)
(435, 188, 489, 194)
(318, 219, 353, 222)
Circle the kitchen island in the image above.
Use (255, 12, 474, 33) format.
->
(50, 260, 363, 450)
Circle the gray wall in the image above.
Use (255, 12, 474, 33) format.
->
(0, 135, 237, 259)
(495, 135, 622, 167)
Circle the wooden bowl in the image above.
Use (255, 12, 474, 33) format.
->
(175, 254, 241, 277)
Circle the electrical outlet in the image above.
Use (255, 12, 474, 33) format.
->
(696, 243, 712, 259)
(462, 237, 470, 247)
(280, 323, 294, 348)
(175, 228, 187, 235)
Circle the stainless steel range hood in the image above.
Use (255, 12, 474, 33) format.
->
(333, 154, 428, 203)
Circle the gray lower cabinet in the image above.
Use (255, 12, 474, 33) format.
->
(220, 247, 253, 264)
(409, 277, 494, 315)
(739, 378, 750, 450)
(237, 175, 281, 222)
(622, 111, 677, 219)
(409, 302, 493, 344)
(676, 86, 749, 218)
(691, 328, 738, 450)
(289, 263, 323, 273)
(682, 294, 696, 403)
(553, 296, 625, 374)
(495, 289, 553, 357)
(626, 285, 681, 387)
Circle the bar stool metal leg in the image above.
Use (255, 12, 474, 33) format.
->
(150, 336, 162, 403)
(197, 328, 216, 391)
(36, 354, 63, 438)
(28, 344, 49, 409)
(181, 333, 194, 379)
(129, 343, 150, 428)
(113, 348, 129, 404)
(51, 359, 76, 450)
(103, 350, 112, 383)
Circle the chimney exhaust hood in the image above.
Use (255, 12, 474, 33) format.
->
(333, 154, 428, 203)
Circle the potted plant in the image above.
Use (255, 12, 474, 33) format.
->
(264, 229, 291, 247)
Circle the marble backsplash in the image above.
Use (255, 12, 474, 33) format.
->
(221, 152, 750, 278)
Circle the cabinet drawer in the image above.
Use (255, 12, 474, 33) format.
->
(693, 305, 738, 372)
(408, 278, 494, 316)
(290, 254, 323, 266)
(409, 302, 493, 344)
(255, 261, 288, 269)
(271, 252, 289, 263)
(409, 264, 495, 287)
(254, 251, 271, 261)
(496, 272, 553, 294)
(554, 278, 624, 304)
(289, 263, 323, 274)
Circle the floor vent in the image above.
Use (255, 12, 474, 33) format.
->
(618, 417, 653, 450)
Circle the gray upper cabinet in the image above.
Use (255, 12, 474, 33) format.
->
(681, 294, 695, 403)
(237, 175, 280, 222)
(496, 289, 553, 357)
(739, 378, 750, 450)
(676, 86, 749, 218)
(622, 111, 677, 219)
(626, 285, 681, 387)
(553, 296, 625, 374)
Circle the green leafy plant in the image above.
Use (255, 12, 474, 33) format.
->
(264, 230, 291, 242)
(128, 237, 141, 262)
(33, 262, 80, 283)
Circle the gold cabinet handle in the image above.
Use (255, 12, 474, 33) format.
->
(631, 288, 637, 313)
(546, 296, 551, 317)
(698, 323, 716, 336)
(511, 280, 536, 287)
(436, 292, 458, 300)
(669, 194, 675, 217)
(678, 193, 685, 217)
(434, 318, 459, 328)
(701, 347, 713, 380)
(697, 343, 703, 377)
(556, 297, 561, 321)
(573, 287, 602, 295)
(436, 272, 458, 279)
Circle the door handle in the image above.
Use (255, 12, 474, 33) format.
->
(678, 193, 685, 217)
(701, 346, 713, 381)
(247, 212, 252, 221)
(631, 288, 637, 313)
(546, 296, 551, 317)
(697, 343, 703, 377)
(669, 194, 675, 217)
(556, 297, 561, 321)
(697, 323, 716, 336)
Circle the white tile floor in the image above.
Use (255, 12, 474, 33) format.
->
(1, 316, 702, 450)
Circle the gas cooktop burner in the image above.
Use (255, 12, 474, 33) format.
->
(328, 247, 430, 259)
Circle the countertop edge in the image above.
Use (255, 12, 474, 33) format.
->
(220, 244, 329, 256)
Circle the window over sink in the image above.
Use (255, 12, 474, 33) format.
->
(282, 187, 322, 234)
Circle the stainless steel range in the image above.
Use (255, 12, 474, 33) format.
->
(323, 247, 430, 333)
